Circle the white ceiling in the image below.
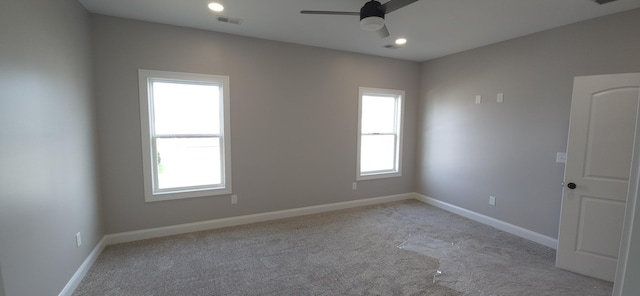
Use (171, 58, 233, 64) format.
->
(78, 0, 640, 62)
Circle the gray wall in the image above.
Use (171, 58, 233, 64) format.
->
(417, 9, 640, 238)
(91, 15, 420, 234)
(0, 0, 103, 295)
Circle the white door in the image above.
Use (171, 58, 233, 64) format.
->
(557, 73, 640, 281)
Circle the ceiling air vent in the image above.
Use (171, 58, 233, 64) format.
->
(593, 0, 618, 4)
(383, 44, 399, 49)
(217, 16, 243, 25)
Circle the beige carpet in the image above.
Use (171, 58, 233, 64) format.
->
(73, 200, 612, 295)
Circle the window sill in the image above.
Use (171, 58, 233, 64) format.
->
(357, 171, 402, 181)
(145, 187, 232, 202)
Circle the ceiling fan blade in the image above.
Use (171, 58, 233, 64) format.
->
(377, 25, 390, 38)
(381, 0, 419, 14)
(300, 10, 360, 16)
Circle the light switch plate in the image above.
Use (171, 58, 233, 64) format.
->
(475, 95, 482, 104)
(556, 152, 567, 163)
(497, 93, 504, 103)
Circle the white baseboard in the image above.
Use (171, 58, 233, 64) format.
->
(105, 193, 414, 245)
(58, 236, 107, 296)
(62, 192, 557, 296)
(61, 193, 411, 295)
(412, 193, 558, 249)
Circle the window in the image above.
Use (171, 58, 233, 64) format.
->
(139, 69, 231, 202)
(357, 87, 404, 180)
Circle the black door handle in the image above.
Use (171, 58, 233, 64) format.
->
(567, 182, 576, 189)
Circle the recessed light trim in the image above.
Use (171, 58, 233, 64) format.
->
(208, 2, 224, 12)
(395, 38, 407, 45)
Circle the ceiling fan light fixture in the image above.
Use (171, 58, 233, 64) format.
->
(301, 0, 420, 39)
(360, 16, 385, 31)
(360, 0, 385, 31)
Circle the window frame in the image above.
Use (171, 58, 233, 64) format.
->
(356, 87, 404, 181)
(138, 69, 232, 202)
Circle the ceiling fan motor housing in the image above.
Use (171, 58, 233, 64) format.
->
(360, 0, 385, 31)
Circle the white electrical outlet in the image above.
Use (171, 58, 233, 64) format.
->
(231, 195, 238, 204)
(497, 93, 504, 103)
(475, 95, 482, 104)
(352, 182, 357, 190)
(75, 232, 82, 248)
(489, 196, 496, 206)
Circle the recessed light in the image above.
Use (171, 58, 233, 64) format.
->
(208, 2, 224, 12)
(395, 38, 407, 45)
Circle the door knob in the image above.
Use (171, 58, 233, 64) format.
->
(567, 182, 576, 189)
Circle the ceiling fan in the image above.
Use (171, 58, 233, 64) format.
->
(300, 0, 419, 38)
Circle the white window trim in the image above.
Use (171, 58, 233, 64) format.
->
(356, 87, 404, 181)
(138, 69, 232, 202)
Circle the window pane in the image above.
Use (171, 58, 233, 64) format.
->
(362, 95, 396, 134)
(156, 137, 221, 189)
(153, 81, 220, 135)
(360, 134, 396, 173)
